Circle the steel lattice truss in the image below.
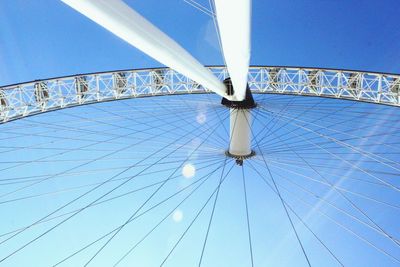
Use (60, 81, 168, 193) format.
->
(0, 66, 399, 122)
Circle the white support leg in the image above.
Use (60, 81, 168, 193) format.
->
(229, 108, 252, 157)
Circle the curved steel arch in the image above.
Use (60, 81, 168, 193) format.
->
(0, 66, 399, 123)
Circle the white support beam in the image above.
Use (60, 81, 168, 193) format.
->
(214, 0, 252, 101)
(60, 0, 231, 100)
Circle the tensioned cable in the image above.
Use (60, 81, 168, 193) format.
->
(77, 100, 212, 141)
(183, 0, 215, 17)
(243, 109, 312, 267)
(256, 163, 400, 243)
(257, 105, 400, 159)
(202, 92, 229, 137)
(0, 156, 221, 205)
(0, 152, 222, 166)
(253, 110, 400, 192)
(0, 101, 198, 147)
(250, 105, 400, 179)
(2, 105, 191, 139)
(269, 173, 400, 264)
(251, 158, 400, 211)
(208, 0, 226, 66)
(246, 161, 345, 267)
(0, 110, 217, 199)
(264, 148, 400, 171)
(121, 96, 227, 148)
(197, 108, 241, 266)
(1, 159, 223, 243)
(0, 99, 225, 188)
(115, 161, 234, 267)
(198, 157, 228, 266)
(257, 105, 400, 170)
(88, 100, 198, 137)
(254, 97, 354, 144)
(253, 98, 396, 163)
(258, 151, 395, 173)
(254, 106, 400, 173)
(115, 95, 227, 148)
(253, 98, 327, 142)
(0, 110, 230, 263)
(257, 97, 397, 118)
(253, 157, 400, 190)
(250, 95, 299, 141)
(159, 162, 235, 266)
(256, 103, 399, 141)
(254, 98, 354, 146)
(0, 89, 396, 264)
(0, 156, 223, 186)
(251, 95, 303, 128)
(251, 121, 400, 244)
(114, 101, 237, 266)
(53, 159, 228, 267)
(255, 109, 400, 193)
(259, 98, 400, 124)
(258, 116, 400, 247)
(263, 138, 400, 155)
(174, 96, 228, 146)
(255, 150, 387, 167)
(241, 161, 254, 267)
(81, 109, 231, 266)
(0, 105, 203, 173)
(112, 160, 232, 267)
(255, 159, 400, 228)
(269, 106, 400, 125)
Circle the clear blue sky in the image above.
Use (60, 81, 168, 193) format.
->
(0, 1, 400, 267)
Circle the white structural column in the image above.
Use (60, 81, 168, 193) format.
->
(61, 0, 231, 100)
(214, 0, 252, 101)
(229, 109, 252, 157)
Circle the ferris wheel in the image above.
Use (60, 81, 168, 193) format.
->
(0, 0, 399, 266)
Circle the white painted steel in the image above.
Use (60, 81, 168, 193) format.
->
(1, 66, 399, 123)
(60, 0, 230, 99)
(229, 109, 252, 157)
(214, 0, 251, 101)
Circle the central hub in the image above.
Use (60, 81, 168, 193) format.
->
(221, 78, 256, 165)
(221, 78, 256, 109)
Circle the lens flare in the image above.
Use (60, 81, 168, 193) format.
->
(172, 209, 183, 222)
(182, 163, 196, 179)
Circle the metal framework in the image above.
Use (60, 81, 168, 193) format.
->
(0, 66, 399, 122)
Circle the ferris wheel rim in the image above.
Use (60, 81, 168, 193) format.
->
(1, 65, 399, 124)
(2, 65, 400, 89)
